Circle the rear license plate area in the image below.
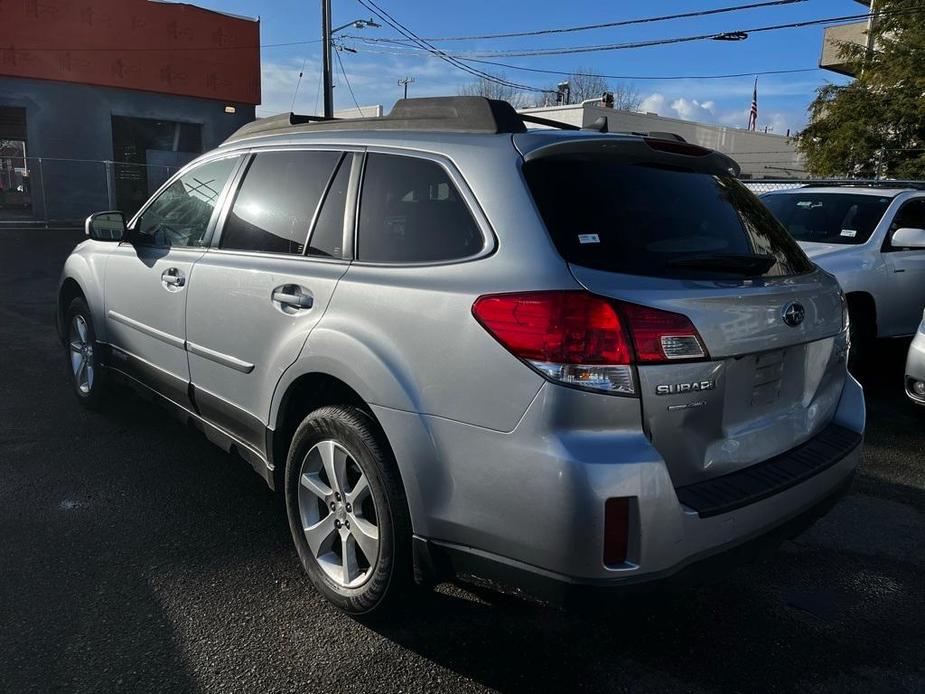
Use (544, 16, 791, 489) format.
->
(751, 349, 785, 406)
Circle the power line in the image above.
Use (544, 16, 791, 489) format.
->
(348, 41, 822, 82)
(460, 58, 820, 82)
(356, 0, 550, 93)
(355, 6, 924, 59)
(313, 64, 324, 115)
(290, 56, 310, 111)
(355, 0, 552, 94)
(335, 48, 364, 114)
(378, 0, 808, 42)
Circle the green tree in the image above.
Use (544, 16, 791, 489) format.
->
(799, 0, 925, 178)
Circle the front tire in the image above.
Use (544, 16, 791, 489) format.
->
(64, 297, 109, 410)
(284, 406, 412, 617)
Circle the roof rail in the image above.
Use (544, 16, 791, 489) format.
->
(223, 96, 527, 144)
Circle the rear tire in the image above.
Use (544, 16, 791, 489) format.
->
(63, 297, 109, 410)
(284, 405, 412, 618)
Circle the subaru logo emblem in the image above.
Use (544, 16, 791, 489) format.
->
(782, 302, 805, 327)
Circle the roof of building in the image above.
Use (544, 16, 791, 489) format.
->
(149, 0, 258, 22)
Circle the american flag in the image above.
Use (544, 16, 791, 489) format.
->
(747, 77, 758, 131)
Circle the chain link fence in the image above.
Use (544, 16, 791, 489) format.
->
(1, 156, 182, 226)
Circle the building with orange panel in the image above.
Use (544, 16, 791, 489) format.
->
(0, 0, 261, 220)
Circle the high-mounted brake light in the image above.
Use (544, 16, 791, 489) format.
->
(643, 137, 711, 157)
(472, 291, 709, 395)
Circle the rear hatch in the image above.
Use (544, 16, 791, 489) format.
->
(519, 135, 848, 487)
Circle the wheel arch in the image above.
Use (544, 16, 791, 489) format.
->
(270, 371, 374, 486)
(268, 372, 423, 521)
(57, 277, 87, 342)
(57, 250, 109, 344)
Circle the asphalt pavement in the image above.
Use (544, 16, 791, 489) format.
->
(1, 228, 923, 693)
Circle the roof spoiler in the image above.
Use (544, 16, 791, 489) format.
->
(522, 136, 741, 177)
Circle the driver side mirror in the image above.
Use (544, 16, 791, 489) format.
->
(85, 211, 127, 242)
(891, 227, 925, 249)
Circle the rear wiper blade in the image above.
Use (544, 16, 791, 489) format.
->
(665, 253, 776, 275)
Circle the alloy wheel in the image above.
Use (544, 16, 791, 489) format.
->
(68, 315, 94, 395)
(297, 440, 380, 589)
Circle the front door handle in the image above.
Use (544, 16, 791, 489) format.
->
(161, 267, 185, 288)
(272, 286, 313, 309)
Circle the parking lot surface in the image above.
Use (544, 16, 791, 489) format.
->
(1, 228, 923, 693)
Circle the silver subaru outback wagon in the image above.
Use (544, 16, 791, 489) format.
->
(58, 97, 865, 616)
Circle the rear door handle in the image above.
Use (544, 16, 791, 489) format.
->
(161, 268, 185, 287)
(272, 286, 313, 309)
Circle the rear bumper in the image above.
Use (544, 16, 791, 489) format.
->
(375, 373, 865, 590)
(418, 471, 854, 603)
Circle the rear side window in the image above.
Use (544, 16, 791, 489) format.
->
(357, 154, 483, 263)
(762, 192, 892, 245)
(221, 150, 340, 254)
(307, 154, 351, 258)
(524, 156, 814, 279)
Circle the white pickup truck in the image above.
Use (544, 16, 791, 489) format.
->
(761, 185, 925, 364)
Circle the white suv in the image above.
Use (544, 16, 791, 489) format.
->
(762, 186, 925, 364)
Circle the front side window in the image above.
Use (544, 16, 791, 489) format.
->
(221, 150, 341, 255)
(887, 199, 925, 251)
(762, 192, 892, 246)
(357, 154, 483, 263)
(136, 157, 238, 247)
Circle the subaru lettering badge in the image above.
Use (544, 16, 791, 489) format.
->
(782, 302, 805, 327)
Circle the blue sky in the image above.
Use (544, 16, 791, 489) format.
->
(198, 0, 856, 133)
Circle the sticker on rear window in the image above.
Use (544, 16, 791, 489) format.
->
(840, 229, 857, 238)
(578, 233, 600, 244)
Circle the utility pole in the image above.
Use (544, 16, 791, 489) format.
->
(398, 77, 414, 100)
(321, 0, 334, 118)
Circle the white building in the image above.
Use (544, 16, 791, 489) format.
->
(519, 101, 806, 179)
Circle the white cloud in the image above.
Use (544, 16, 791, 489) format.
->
(636, 90, 800, 135)
(638, 93, 666, 114)
(669, 97, 716, 121)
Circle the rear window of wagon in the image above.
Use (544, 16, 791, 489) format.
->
(523, 155, 814, 280)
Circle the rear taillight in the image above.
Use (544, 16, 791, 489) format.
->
(619, 302, 707, 363)
(472, 291, 708, 395)
(471, 291, 635, 394)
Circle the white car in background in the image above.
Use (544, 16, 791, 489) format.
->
(762, 186, 925, 366)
